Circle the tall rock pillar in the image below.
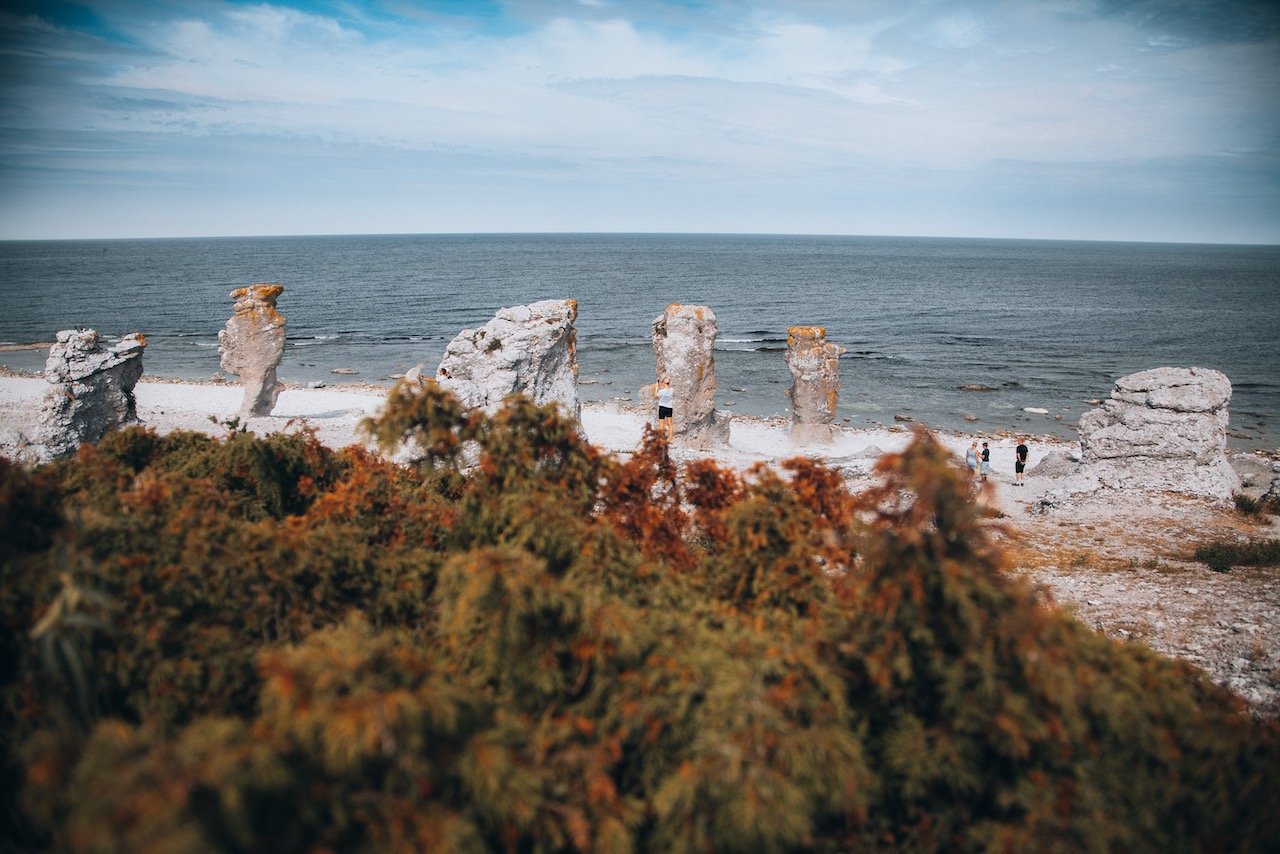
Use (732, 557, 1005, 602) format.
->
(35, 328, 147, 459)
(219, 284, 286, 417)
(785, 325, 846, 444)
(650, 303, 730, 448)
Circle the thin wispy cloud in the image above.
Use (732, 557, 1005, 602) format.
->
(0, 0, 1276, 241)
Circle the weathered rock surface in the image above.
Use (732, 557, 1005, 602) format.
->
(436, 299, 580, 418)
(219, 284, 286, 417)
(785, 325, 846, 444)
(649, 304, 729, 448)
(35, 329, 146, 459)
(1077, 367, 1239, 500)
(1028, 449, 1080, 479)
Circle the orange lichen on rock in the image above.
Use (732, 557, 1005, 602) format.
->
(787, 325, 827, 345)
(786, 325, 846, 444)
(219, 283, 287, 416)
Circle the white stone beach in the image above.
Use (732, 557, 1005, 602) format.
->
(1, 372, 1277, 717)
(0, 373, 1058, 511)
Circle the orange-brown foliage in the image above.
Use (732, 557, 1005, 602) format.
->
(0, 400, 1276, 851)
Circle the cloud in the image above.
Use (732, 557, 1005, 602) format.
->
(924, 13, 987, 49)
(1098, 0, 1280, 46)
(0, 0, 1276, 240)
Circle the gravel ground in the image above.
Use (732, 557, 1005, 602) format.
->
(1001, 494, 1280, 717)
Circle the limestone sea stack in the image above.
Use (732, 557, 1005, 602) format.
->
(1078, 366, 1239, 500)
(650, 303, 730, 448)
(436, 299, 581, 418)
(785, 325, 847, 444)
(219, 284, 287, 417)
(35, 328, 146, 459)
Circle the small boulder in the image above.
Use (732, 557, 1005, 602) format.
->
(1229, 452, 1275, 493)
(1029, 450, 1079, 479)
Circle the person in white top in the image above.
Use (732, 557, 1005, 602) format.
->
(656, 377, 674, 442)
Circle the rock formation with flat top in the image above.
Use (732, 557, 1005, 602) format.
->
(1077, 366, 1239, 500)
(436, 299, 580, 418)
(648, 303, 730, 448)
(35, 328, 146, 459)
(785, 325, 846, 444)
(219, 284, 286, 417)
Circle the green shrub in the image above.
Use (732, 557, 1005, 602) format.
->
(1195, 538, 1280, 572)
(1235, 490, 1280, 517)
(1234, 492, 1264, 516)
(0, 387, 1276, 851)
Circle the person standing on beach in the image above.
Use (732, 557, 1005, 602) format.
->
(656, 377, 674, 442)
(980, 442, 990, 482)
(1015, 439, 1029, 486)
(965, 441, 979, 478)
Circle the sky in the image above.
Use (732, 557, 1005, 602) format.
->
(0, 0, 1277, 243)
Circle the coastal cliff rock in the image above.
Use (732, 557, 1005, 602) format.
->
(219, 284, 286, 417)
(436, 299, 580, 418)
(1077, 367, 1239, 500)
(649, 303, 730, 448)
(35, 328, 146, 459)
(785, 325, 846, 444)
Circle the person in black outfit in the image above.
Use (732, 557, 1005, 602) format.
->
(980, 442, 990, 482)
(1014, 439, 1029, 486)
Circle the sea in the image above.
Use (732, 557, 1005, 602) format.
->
(1, 234, 1277, 451)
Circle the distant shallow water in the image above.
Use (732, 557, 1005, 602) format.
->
(1, 233, 1277, 450)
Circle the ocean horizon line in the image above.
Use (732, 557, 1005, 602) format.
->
(2, 230, 1277, 249)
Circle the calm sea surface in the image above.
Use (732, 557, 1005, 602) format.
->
(1, 234, 1277, 450)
